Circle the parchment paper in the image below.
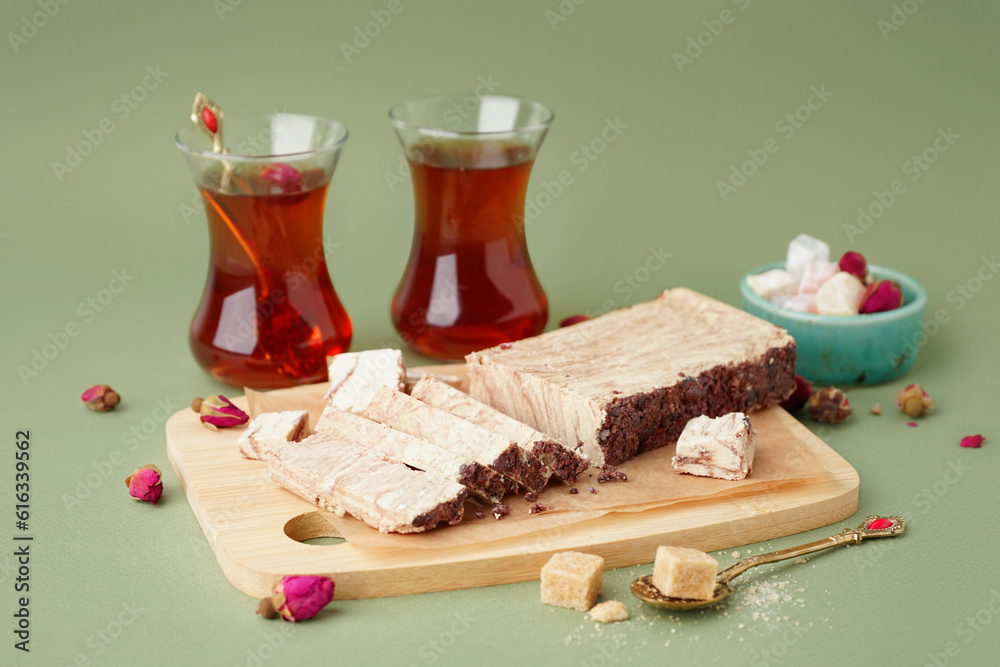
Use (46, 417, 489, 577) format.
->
(246, 385, 832, 550)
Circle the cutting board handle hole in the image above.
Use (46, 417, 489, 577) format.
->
(284, 512, 345, 546)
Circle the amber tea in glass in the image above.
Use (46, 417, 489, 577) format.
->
(389, 96, 553, 360)
(176, 113, 351, 388)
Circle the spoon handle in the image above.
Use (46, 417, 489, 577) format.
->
(716, 515, 905, 586)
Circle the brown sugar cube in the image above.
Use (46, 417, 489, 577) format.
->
(652, 546, 718, 601)
(540, 551, 605, 611)
(588, 600, 629, 623)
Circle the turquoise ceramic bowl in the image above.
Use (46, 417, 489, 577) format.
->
(740, 262, 927, 385)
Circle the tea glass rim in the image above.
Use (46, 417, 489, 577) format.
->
(388, 95, 554, 137)
(174, 112, 349, 162)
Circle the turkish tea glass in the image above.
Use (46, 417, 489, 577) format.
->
(175, 113, 351, 389)
(389, 95, 552, 360)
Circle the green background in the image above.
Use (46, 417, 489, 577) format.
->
(2, 0, 999, 665)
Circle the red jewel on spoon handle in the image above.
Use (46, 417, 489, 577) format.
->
(191, 92, 225, 153)
(202, 107, 218, 134)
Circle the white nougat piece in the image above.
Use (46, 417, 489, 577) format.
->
(786, 234, 830, 282)
(746, 268, 799, 302)
(672, 412, 756, 481)
(816, 271, 866, 316)
(324, 349, 406, 413)
(238, 410, 309, 460)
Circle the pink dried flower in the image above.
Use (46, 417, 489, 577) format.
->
(907, 422, 918, 428)
(196, 395, 249, 431)
(960, 435, 984, 448)
(260, 575, 334, 622)
(559, 314, 590, 327)
(897, 383, 934, 418)
(261, 162, 302, 184)
(807, 387, 852, 424)
(860, 280, 904, 314)
(81, 385, 103, 402)
(81, 384, 120, 412)
(780, 375, 813, 413)
(126, 465, 163, 505)
(838, 251, 868, 281)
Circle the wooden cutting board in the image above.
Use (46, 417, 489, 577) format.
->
(166, 366, 859, 600)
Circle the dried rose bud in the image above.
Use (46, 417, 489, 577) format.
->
(197, 395, 250, 431)
(126, 464, 163, 505)
(256, 598, 278, 619)
(838, 251, 868, 282)
(261, 162, 302, 184)
(960, 435, 984, 449)
(871, 403, 883, 416)
(807, 387, 852, 424)
(82, 384, 120, 412)
(860, 280, 904, 314)
(267, 575, 335, 622)
(559, 314, 590, 328)
(897, 383, 934, 418)
(780, 375, 813, 413)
